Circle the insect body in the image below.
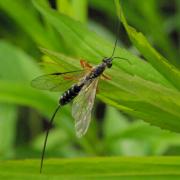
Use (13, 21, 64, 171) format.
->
(31, 56, 116, 173)
(31, 22, 130, 173)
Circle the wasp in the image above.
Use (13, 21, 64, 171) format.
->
(31, 23, 130, 173)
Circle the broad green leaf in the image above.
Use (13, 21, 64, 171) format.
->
(33, 0, 180, 132)
(1, 157, 180, 179)
(36, 49, 180, 133)
(114, 0, 180, 90)
(33, 0, 174, 89)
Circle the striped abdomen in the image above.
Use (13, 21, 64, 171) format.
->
(59, 84, 83, 105)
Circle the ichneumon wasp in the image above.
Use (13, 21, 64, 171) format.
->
(31, 21, 130, 173)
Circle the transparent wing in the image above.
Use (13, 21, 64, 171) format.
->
(31, 70, 84, 92)
(72, 78, 99, 138)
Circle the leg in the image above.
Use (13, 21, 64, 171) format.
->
(80, 59, 92, 70)
(102, 73, 111, 80)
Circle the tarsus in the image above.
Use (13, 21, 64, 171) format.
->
(40, 104, 61, 173)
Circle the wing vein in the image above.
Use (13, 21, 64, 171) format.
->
(72, 78, 99, 137)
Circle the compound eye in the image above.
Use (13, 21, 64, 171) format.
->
(102, 57, 108, 62)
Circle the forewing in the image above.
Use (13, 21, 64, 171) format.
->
(31, 70, 84, 92)
(72, 78, 99, 138)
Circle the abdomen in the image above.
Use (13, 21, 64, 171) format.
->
(59, 84, 83, 105)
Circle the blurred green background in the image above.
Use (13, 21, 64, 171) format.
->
(0, 0, 179, 162)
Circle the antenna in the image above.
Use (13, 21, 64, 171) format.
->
(110, 20, 120, 58)
(40, 104, 61, 173)
(109, 20, 131, 64)
(113, 57, 132, 64)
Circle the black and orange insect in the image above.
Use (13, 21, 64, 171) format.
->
(31, 23, 130, 173)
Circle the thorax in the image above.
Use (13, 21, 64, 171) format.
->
(86, 62, 106, 80)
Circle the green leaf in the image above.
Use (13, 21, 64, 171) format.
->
(0, 80, 56, 115)
(0, 41, 40, 82)
(39, 50, 180, 133)
(33, 0, 173, 89)
(32, 0, 180, 133)
(105, 119, 180, 155)
(0, 40, 59, 117)
(0, 104, 17, 159)
(103, 106, 129, 138)
(1, 157, 180, 179)
(0, 0, 62, 50)
(57, 0, 88, 23)
(114, 0, 180, 90)
(89, 0, 116, 19)
(120, 1, 179, 66)
(0, 41, 98, 153)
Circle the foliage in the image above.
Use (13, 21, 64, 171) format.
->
(0, 0, 179, 177)
(1, 157, 180, 179)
